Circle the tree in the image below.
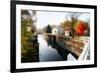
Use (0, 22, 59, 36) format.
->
(66, 12, 82, 37)
(21, 10, 38, 62)
(46, 25, 52, 33)
(60, 20, 71, 31)
(74, 21, 90, 36)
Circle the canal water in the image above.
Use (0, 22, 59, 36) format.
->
(38, 34, 76, 62)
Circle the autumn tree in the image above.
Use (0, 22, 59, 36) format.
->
(66, 12, 82, 37)
(60, 20, 71, 31)
(74, 21, 90, 36)
(21, 10, 39, 62)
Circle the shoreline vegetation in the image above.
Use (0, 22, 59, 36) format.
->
(21, 10, 39, 63)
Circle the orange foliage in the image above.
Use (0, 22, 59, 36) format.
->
(74, 21, 87, 36)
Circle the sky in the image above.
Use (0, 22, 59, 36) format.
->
(31, 11, 90, 29)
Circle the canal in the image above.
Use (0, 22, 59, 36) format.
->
(38, 34, 76, 62)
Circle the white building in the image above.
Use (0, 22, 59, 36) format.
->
(65, 30, 70, 36)
(52, 26, 64, 35)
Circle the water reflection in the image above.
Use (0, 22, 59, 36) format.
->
(38, 34, 76, 62)
(47, 38, 68, 59)
(38, 34, 65, 62)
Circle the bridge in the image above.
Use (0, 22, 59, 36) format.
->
(44, 33, 90, 60)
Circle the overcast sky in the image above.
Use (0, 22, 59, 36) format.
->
(32, 11, 90, 29)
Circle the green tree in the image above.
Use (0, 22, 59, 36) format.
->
(46, 25, 52, 33)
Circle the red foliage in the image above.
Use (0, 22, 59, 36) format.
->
(75, 21, 87, 36)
